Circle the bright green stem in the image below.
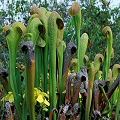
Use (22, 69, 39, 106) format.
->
(43, 46, 48, 93)
(15, 69, 22, 95)
(42, 26, 49, 93)
(9, 50, 17, 94)
(74, 16, 81, 46)
(57, 41, 64, 105)
(57, 21, 64, 105)
(48, 11, 64, 117)
(78, 33, 88, 70)
(85, 63, 94, 120)
(22, 98, 28, 120)
(9, 51, 21, 117)
(41, 48, 45, 91)
(73, 11, 82, 71)
(68, 2, 82, 71)
(42, 29, 49, 93)
(115, 83, 120, 120)
(102, 26, 113, 80)
(76, 24, 81, 71)
(35, 46, 41, 87)
(48, 12, 57, 112)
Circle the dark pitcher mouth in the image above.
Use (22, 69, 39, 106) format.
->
(68, 42, 77, 55)
(71, 46, 77, 54)
(38, 24, 46, 37)
(56, 18, 64, 30)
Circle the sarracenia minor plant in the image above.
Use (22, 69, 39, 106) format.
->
(1, 1, 120, 120)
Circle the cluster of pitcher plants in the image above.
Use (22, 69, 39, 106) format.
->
(0, 1, 120, 120)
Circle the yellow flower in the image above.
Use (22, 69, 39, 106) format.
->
(1, 92, 14, 103)
(37, 94, 44, 103)
(44, 99, 50, 106)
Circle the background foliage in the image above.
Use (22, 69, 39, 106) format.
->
(0, 0, 120, 67)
